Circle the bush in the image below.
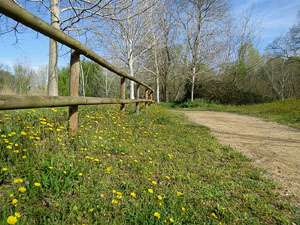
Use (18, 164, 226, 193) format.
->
(184, 80, 272, 105)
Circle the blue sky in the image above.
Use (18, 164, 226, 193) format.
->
(0, 0, 300, 70)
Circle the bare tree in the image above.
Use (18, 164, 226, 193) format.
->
(95, 0, 155, 99)
(176, 0, 228, 101)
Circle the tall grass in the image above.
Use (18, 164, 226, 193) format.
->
(0, 105, 299, 224)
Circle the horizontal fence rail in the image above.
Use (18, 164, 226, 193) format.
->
(0, 0, 153, 91)
(0, 95, 154, 110)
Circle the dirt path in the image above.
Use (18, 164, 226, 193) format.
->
(180, 111, 300, 198)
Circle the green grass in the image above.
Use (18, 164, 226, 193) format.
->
(0, 105, 299, 224)
(165, 98, 300, 129)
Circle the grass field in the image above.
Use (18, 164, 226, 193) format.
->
(165, 98, 300, 129)
(0, 105, 299, 224)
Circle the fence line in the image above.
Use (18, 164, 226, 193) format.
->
(0, 0, 153, 91)
(0, 0, 154, 135)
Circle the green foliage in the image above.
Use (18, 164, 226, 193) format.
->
(184, 80, 271, 105)
(58, 66, 70, 96)
(0, 105, 298, 224)
(0, 65, 15, 90)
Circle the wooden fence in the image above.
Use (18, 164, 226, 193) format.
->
(0, 0, 154, 135)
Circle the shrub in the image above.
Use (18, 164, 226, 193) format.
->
(184, 80, 272, 105)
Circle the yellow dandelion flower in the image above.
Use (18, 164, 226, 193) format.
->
(111, 199, 118, 204)
(22, 156, 27, 159)
(1, 167, 8, 171)
(157, 195, 163, 200)
(154, 212, 160, 219)
(165, 176, 170, 180)
(116, 195, 123, 199)
(78, 173, 83, 176)
(148, 189, 154, 194)
(63, 171, 67, 174)
(14, 212, 21, 218)
(13, 179, 23, 184)
(169, 218, 174, 223)
(18, 187, 26, 192)
(211, 212, 218, 219)
(100, 194, 105, 198)
(9, 194, 13, 198)
(130, 192, 136, 197)
(7, 216, 18, 225)
(152, 181, 157, 185)
(34, 182, 41, 187)
(88, 208, 94, 212)
(6, 145, 12, 149)
(182, 207, 186, 212)
(48, 166, 53, 170)
(11, 199, 18, 204)
(20, 131, 27, 135)
(177, 192, 183, 197)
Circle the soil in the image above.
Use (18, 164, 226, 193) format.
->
(179, 111, 300, 200)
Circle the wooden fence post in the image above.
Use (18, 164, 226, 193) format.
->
(120, 77, 126, 114)
(145, 89, 149, 111)
(69, 50, 80, 135)
(150, 91, 153, 103)
(136, 84, 140, 114)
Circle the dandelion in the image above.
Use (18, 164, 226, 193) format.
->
(1, 167, 8, 171)
(78, 173, 83, 176)
(130, 192, 136, 197)
(177, 192, 183, 197)
(148, 189, 154, 194)
(169, 218, 175, 223)
(88, 208, 94, 212)
(117, 195, 123, 199)
(165, 176, 170, 180)
(20, 131, 27, 135)
(152, 181, 157, 185)
(111, 199, 118, 204)
(157, 195, 163, 200)
(22, 156, 27, 159)
(9, 194, 13, 198)
(154, 212, 160, 219)
(63, 171, 67, 174)
(13, 179, 23, 184)
(100, 194, 105, 198)
(6, 216, 17, 225)
(211, 212, 218, 219)
(34, 182, 41, 187)
(14, 212, 21, 218)
(182, 207, 186, 212)
(6, 146, 12, 149)
(48, 166, 53, 170)
(11, 199, 18, 204)
(18, 187, 26, 192)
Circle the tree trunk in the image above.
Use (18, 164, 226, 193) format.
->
(48, 0, 60, 96)
(191, 66, 196, 102)
(129, 52, 135, 99)
(156, 75, 160, 103)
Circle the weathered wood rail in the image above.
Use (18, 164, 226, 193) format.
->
(0, 0, 154, 135)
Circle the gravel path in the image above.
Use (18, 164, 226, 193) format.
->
(180, 111, 300, 198)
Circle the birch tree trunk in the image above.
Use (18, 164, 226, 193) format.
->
(191, 66, 196, 102)
(129, 53, 135, 99)
(48, 0, 60, 96)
